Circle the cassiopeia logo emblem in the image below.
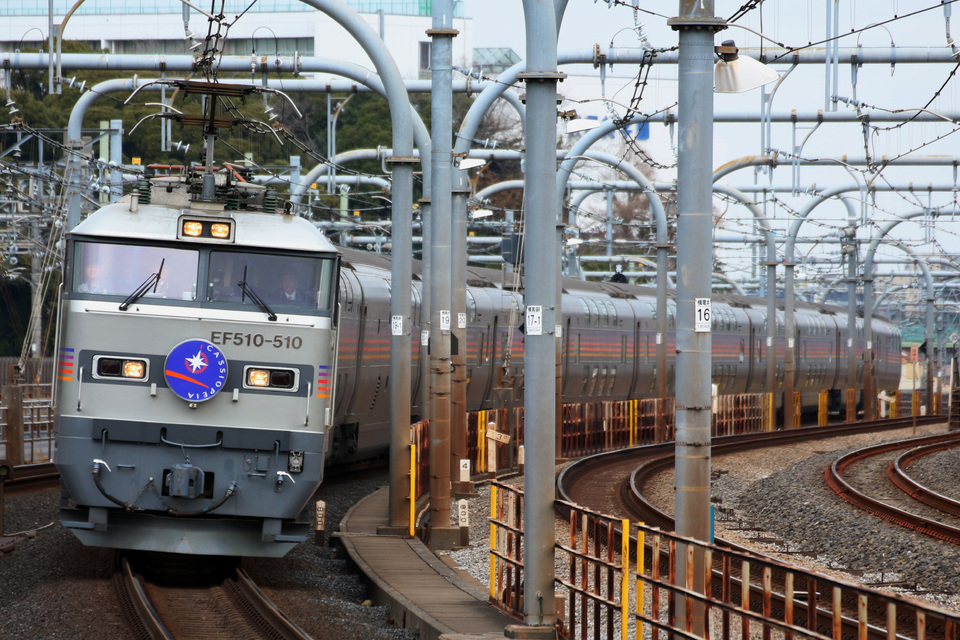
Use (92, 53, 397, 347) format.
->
(164, 339, 228, 402)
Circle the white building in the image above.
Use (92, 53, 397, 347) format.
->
(0, 0, 475, 81)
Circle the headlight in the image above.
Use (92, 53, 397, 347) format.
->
(178, 216, 235, 242)
(122, 360, 146, 379)
(210, 223, 231, 238)
(182, 221, 203, 237)
(247, 368, 270, 387)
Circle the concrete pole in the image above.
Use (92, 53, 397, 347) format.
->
(927, 293, 936, 413)
(845, 235, 858, 418)
(519, 0, 562, 630)
(427, 0, 458, 550)
(670, 2, 724, 634)
(29, 217, 42, 361)
(451, 183, 469, 483)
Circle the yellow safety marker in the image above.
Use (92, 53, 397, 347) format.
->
(409, 442, 416, 538)
(621, 519, 629, 640)
(636, 524, 645, 640)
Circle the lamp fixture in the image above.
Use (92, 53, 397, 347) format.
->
(459, 158, 486, 170)
(565, 118, 602, 134)
(714, 40, 780, 93)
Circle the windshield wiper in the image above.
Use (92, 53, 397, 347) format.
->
(119, 259, 164, 311)
(238, 265, 277, 321)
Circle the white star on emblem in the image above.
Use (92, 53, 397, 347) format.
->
(185, 350, 207, 373)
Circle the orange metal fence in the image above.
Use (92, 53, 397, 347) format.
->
(490, 482, 960, 640)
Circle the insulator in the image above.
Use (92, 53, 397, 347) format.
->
(137, 180, 151, 205)
(262, 189, 278, 214)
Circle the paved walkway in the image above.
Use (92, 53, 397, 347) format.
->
(337, 486, 519, 640)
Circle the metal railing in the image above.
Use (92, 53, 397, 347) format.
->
(489, 483, 960, 640)
(0, 384, 54, 465)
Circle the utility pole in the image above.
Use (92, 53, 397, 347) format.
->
(517, 0, 563, 634)
(669, 1, 724, 635)
(427, 0, 458, 550)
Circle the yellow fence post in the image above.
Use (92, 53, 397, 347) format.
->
(409, 440, 416, 538)
(766, 393, 774, 431)
(636, 524, 645, 640)
(489, 485, 497, 601)
(621, 519, 629, 640)
(478, 411, 486, 473)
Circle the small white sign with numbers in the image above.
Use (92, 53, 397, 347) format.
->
(458, 312, 467, 329)
(526, 305, 543, 335)
(695, 298, 711, 332)
(440, 309, 451, 331)
(391, 315, 403, 336)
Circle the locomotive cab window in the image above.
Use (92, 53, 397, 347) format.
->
(71, 241, 199, 300)
(206, 251, 337, 314)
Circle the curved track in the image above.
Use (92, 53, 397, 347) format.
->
(826, 431, 960, 544)
(556, 416, 949, 640)
(115, 555, 312, 639)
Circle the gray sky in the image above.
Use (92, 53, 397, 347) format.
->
(459, 1, 960, 297)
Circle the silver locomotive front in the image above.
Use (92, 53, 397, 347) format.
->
(55, 198, 340, 556)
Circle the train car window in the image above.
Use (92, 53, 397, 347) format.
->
(586, 298, 599, 326)
(605, 300, 618, 326)
(411, 286, 421, 325)
(73, 241, 199, 300)
(579, 298, 589, 325)
(465, 290, 478, 322)
(739, 339, 745, 363)
(607, 367, 616, 396)
(206, 251, 336, 314)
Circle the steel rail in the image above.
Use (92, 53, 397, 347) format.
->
(826, 432, 960, 545)
(888, 435, 960, 520)
(2, 462, 59, 493)
(116, 555, 313, 640)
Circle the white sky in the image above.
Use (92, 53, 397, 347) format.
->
(459, 1, 960, 306)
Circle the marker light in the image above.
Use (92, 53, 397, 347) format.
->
(243, 366, 298, 391)
(247, 369, 270, 387)
(182, 221, 203, 237)
(210, 223, 231, 238)
(94, 356, 149, 381)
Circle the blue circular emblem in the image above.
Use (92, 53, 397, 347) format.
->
(164, 339, 228, 402)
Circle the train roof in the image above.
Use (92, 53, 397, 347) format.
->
(336, 247, 885, 322)
(70, 202, 339, 254)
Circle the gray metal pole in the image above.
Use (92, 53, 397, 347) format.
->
(427, 0, 458, 550)
(109, 119, 123, 203)
(520, 0, 562, 630)
(670, 2, 724, 634)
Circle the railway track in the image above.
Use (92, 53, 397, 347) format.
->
(826, 431, 960, 544)
(115, 554, 313, 639)
(1, 462, 59, 493)
(555, 415, 955, 640)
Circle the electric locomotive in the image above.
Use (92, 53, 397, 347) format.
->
(55, 164, 341, 557)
